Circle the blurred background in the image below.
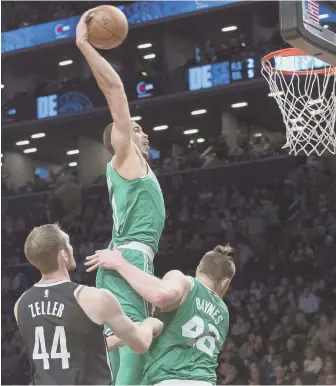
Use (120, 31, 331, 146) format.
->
(1, 1, 336, 385)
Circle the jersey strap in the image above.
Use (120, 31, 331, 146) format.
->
(73, 285, 86, 300)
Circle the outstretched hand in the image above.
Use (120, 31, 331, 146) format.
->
(85, 248, 125, 272)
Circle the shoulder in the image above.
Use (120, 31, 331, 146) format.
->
(77, 286, 107, 301)
(14, 290, 29, 321)
(164, 270, 193, 289)
(77, 286, 118, 308)
(164, 270, 187, 281)
(76, 286, 120, 325)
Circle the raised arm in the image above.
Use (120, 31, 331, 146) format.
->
(86, 250, 192, 310)
(76, 10, 132, 159)
(78, 286, 163, 354)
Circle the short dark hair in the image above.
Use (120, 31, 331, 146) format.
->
(198, 245, 235, 283)
(103, 123, 114, 154)
(24, 224, 67, 274)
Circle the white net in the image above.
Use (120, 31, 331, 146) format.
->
(262, 51, 336, 156)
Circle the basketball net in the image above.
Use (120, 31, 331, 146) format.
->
(262, 48, 336, 156)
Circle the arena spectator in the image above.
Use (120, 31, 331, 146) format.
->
(298, 288, 320, 314)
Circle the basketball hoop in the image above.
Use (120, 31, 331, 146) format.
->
(262, 48, 336, 156)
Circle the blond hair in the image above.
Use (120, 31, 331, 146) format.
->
(24, 224, 67, 274)
(198, 244, 235, 283)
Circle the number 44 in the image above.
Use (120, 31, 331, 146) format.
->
(33, 326, 70, 370)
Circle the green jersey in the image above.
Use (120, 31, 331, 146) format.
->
(142, 278, 229, 385)
(106, 160, 165, 253)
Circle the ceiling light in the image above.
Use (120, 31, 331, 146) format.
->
(231, 102, 248, 108)
(189, 140, 194, 144)
(59, 60, 73, 66)
(138, 43, 152, 49)
(31, 133, 46, 139)
(144, 53, 156, 60)
(183, 129, 199, 135)
(221, 25, 238, 32)
(67, 149, 79, 155)
(131, 116, 142, 121)
(153, 125, 168, 131)
(69, 162, 77, 167)
(268, 91, 284, 97)
(191, 109, 207, 116)
(1, 84, 4, 89)
(23, 148, 37, 154)
(197, 138, 205, 143)
(254, 133, 263, 137)
(16, 140, 29, 146)
(319, 14, 329, 20)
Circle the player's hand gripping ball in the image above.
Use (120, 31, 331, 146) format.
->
(77, 5, 129, 50)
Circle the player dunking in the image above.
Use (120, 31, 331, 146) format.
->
(15, 224, 163, 385)
(86, 245, 235, 385)
(76, 12, 166, 385)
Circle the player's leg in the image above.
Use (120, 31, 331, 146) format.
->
(96, 249, 154, 384)
(115, 345, 146, 385)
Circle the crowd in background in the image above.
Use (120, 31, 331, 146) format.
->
(2, 155, 336, 385)
(1, 131, 287, 197)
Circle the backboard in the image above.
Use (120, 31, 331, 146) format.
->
(280, 0, 336, 66)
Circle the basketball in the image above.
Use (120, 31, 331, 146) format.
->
(87, 5, 128, 50)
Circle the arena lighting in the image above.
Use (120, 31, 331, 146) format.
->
(183, 129, 199, 135)
(69, 162, 77, 167)
(67, 149, 79, 155)
(197, 138, 205, 143)
(23, 148, 37, 153)
(144, 53, 156, 60)
(131, 116, 142, 121)
(319, 14, 329, 20)
(231, 102, 248, 108)
(153, 125, 168, 131)
(16, 140, 30, 146)
(191, 109, 207, 116)
(138, 43, 152, 49)
(31, 133, 46, 139)
(268, 91, 284, 97)
(221, 25, 238, 32)
(59, 60, 73, 66)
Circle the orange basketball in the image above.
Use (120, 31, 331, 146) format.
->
(87, 5, 128, 50)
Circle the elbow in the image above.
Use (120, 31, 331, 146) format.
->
(133, 342, 149, 354)
(101, 80, 124, 95)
